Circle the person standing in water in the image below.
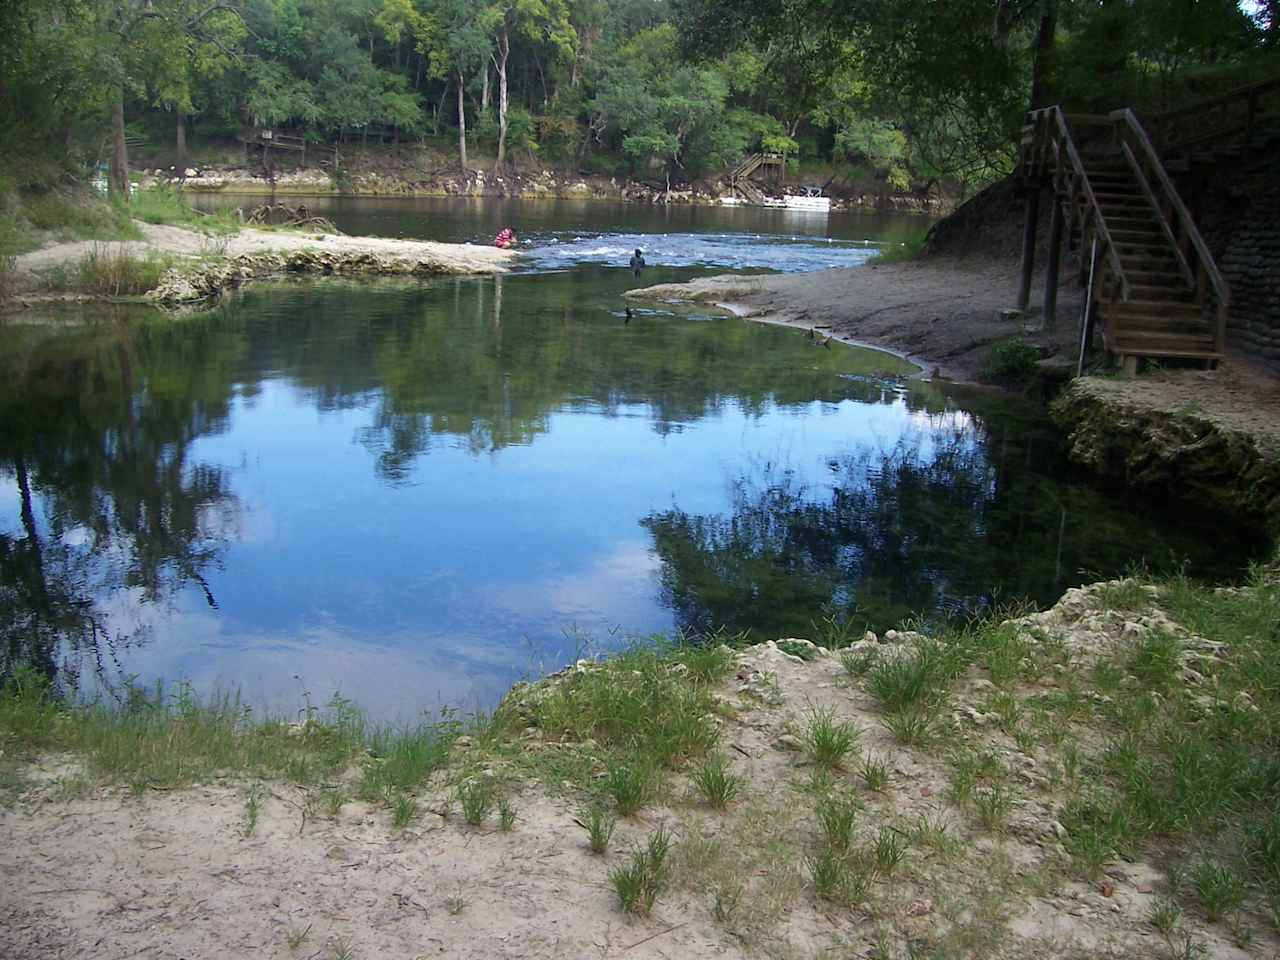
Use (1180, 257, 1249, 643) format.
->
(630, 248, 646, 277)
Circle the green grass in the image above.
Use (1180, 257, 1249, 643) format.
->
(691, 754, 741, 809)
(1190, 859, 1246, 923)
(864, 635, 965, 712)
(801, 706, 860, 769)
(859, 752, 889, 792)
(392, 791, 419, 828)
(42, 244, 174, 297)
(978, 337, 1042, 387)
(498, 795, 517, 831)
(582, 804, 616, 854)
(870, 827, 908, 876)
(867, 230, 928, 265)
(494, 640, 721, 776)
(815, 793, 859, 852)
(610, 825, 672, 916)
(606, 758, 653, 816)
(456, 778, 494, 826)
(130, 185, 241, 234)
(0, 669, 460, 802)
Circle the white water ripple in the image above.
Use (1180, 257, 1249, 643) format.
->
(513, 230, 885, 274)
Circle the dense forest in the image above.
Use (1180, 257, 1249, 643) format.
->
(0, 0, 1275, 200)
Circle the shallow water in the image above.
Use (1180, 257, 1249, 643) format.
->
(0, 202, 1267, 720)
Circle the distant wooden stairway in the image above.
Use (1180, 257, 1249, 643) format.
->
(1018, 101, 1239, 372)
(729, 152, 785, 204)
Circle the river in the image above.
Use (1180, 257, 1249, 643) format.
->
(0, 199, 1265, 721)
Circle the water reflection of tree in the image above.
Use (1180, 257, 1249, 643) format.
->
(0, 316, 243, 687)
(642, 418, 1244, 640)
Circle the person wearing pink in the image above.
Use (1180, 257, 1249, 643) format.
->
(494, 227, 516, 248)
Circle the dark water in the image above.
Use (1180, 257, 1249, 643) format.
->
(0, 203, 1267, 720)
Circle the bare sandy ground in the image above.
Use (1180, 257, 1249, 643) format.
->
(4, 582, 1273, 960)
(626, 257, 1085, 383)
(13, 222, 514, 288)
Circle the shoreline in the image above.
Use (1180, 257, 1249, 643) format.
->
(3, 559, 1277, 959)
(6, 222, 516, 310)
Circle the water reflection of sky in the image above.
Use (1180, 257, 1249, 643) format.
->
(74, 381, 935, 721)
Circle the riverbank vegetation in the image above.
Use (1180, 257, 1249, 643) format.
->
(1, 0, 1274, 220)
(4, 554, 1278, 954)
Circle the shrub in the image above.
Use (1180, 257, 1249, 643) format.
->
(978, 337, 1041, 386)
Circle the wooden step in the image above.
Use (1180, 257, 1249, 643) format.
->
(1128, 284, 1196, 301)
(1105, 299, 1204, 316)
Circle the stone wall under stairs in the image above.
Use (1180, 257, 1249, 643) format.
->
(1217, 178, 1280, 372)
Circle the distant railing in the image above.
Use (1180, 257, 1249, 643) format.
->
(1144, 75, 1280, 160)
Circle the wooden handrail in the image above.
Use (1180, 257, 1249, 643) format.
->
(1025, 106, 1130, 302)
(1147, 75, 1280, 125)
(1110, 108, 1230, 316)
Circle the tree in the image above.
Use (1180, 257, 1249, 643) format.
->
(486, 0, 575, 169)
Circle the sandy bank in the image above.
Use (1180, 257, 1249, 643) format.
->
(625, 256, 1085, 384)
(10, 222, 515, 306)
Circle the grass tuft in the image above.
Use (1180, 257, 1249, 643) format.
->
(392, 792, 418, 829)
(1191, 859, 1246, 923)
(859, 752, 889, 792)
(691, 754, 741, 809)
(456, 779, 493, 826)
(610, 825, 672, 916)
(802, 706, 859, 769)
(606, 758, 653, 816)
(815, 794, 859, 852)
(582, 804, 616, 854)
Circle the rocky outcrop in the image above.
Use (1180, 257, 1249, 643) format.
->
(1051, 378, 1280, 532)
(149, 243, 512, 304)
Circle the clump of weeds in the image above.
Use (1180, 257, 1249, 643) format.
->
(802, 705, 859, 769)
(691, 754, 741, 809)
(242, 783, 265, 837)
(816, 793, 859, 852)
(859, 752, 889, 792)
(610, 825, 673, 916)
(582, 804, 616, 854)
(606, 758, 653, 816)
(456, 778, 493, 826)
(498, 796, 517, 831)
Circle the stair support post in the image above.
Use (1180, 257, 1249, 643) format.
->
(1043, 196, 1065, 328)
(1016, 185, 1041, 311)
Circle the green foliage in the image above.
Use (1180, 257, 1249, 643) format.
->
(610, 826, 672, 915)
(583, 804, 616, 854)
(691, 754, 741, 809)
(456, 778, 494, 825)
(978, 338, 1041, 387)
(606, 758, 653, 816)
(815, 793, 859, 851)
(801, 706, 859, 769)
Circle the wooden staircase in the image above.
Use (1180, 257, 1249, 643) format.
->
(1020, 106, 1231, 370)
(729, 152, 784, 204)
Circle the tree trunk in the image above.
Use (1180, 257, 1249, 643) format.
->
(110, 86, 130, 202)
(176, 112, 187, 168)
(482, 65, 491, 116)
(1267, 1, 1279, 46)
(1029, 0, 1058, 109)
(435, 78, 450, 136)
(495, 27, 510, 170)
(536, 56, 549, 110)
(456, 70, 468, 171)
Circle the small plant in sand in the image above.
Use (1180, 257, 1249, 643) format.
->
(802, 706, 859, 769)
(805, 847, 870, 904)
(810, 611, 864, 649)
(444, 894, 467, 915)
(606, 758, 652, 816)
(816, 794, 859, 852)
(332, 936, 355, 960)
(456, 778, 494, 826)
(242, 783, 264, 837)
(881, 706, 933, 745)
(1191, 859, 1246, 923)
(610, 825, 672, 916)
(322, 787, 347, 819)
(582, 804, 616, 854)
(840, 647, 878, 678)
(286, 924, 312, 952)
(859, 752, 889, 792)
(871, 827, 908, 877)
(392, 792, 418, 829)
(498, 796, 517, 831)
(691, 754, 741, 809)
(973, 783, 1014, 833)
